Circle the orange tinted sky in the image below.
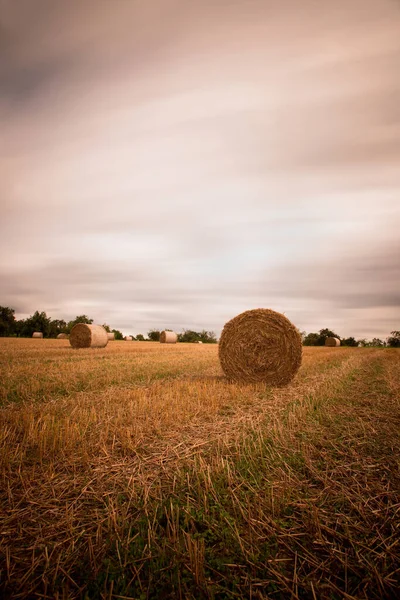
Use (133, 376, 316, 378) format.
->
(1, 0, 399, 338)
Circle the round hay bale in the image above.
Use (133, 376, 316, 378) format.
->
(56, 333, 68, 339)
(160, 331, 178, 344)
(32, 332, 43, 338)
(218, 308, 302, 386)
(325, 337, 340, 347)
(69, 324, 108, 349)
(124, 336, 133, 341)
(107, 332, 115, 341)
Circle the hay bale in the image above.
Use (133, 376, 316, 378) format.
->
(124, 336, 133, 341)
(197, 341, 203, 344)
(160, 331, 178, 344)
(218, 308, 302, 386)
(107, 332, 115, 341)
(56, 333, 68, 339)
(32, 332, 43, 338)
(325, 337, 341, 347)
(69, 324, 108, 349)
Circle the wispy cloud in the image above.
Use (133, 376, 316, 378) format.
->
(1, 0, 399, 338)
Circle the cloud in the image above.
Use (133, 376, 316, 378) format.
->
(1, 227, 398, 338)
(0, 0, 399, 338)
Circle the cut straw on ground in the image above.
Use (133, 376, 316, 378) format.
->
(0, 341, 399, 599)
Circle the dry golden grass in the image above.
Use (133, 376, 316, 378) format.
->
(0, 339, 399, 599)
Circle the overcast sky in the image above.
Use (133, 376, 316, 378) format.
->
(1, 0, 399, 339)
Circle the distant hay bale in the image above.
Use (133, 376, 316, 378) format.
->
(69, 324, 108, 349)
(218, 308, 302, 386)
(124, 336, 133, 341)
(32, 332, 43, 339)
(107, 332, 115, 341)
(197, 341, 203, 344)
(160, 331, 178, 344)
(56, 333, 68, 339)
(325, 337, 341, 347)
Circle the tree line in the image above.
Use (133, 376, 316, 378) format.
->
(1, 306, 399, 347)
(0, 307, 218, 343)
(301, 328, 400, 348)
(147, 329, 217, 343)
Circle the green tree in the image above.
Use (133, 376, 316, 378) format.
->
(49, 319, 67, 338)
(0, 306, 16, 336)
(111, 329, 124, 340)
(148, 330, 161, 342)
(198, 329, 217, 343)
(317, 328, 340, 346)
(303, 332, 319, 346)
(387, 331, 400, 348)
(20, 311, 51, 337)
(15, 319, 25, 337)
(177, 330, 201, 343)
(371, 338, 384, 347)
(303, 329, 340, 346)
(177, 329, 217, 343)
(102, 323, 111, 333)
(67, 315, 93, 333)
(342, 337, 358, 347)
(136, 334, 145, 341)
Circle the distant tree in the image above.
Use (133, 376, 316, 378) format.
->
(20, 311, 51, 337)
(302, 329, 340, 346)
(14, 319, 25, 337)
(342, 337, 358, 347)
(357, 339, 368, 347)
(177, 329, 217, 343)
(178, 330, 200, 343)
(102, 323, 111, 333)
(317, 328, 340, 346)
(303, 332, 319, 346)
(371, 338, 385, 347)
(112, 329, 123, 341)
(199, 329, 217, 343)
(67, 315, 93, 333)
(387, 331, 400, 348)
(0, 306, 16, 336)
(136, 334, 145, 341)
(49, 319, 67, 338)
(148, 330, 161, 342)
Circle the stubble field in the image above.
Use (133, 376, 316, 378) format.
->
(0, 339, 399, 599)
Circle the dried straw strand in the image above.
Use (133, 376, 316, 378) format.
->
(218, 308, 302, 385)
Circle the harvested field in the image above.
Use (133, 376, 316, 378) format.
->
(0, 339, 399, 599)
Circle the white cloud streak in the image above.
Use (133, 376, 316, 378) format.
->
(1, 0, 399, 338)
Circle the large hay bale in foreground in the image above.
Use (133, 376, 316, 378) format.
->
(69, 324, 108, 349)
(124, 336, 133, 341)
(325, 337, 340, 347)
(107, 332, 115, 341)
(56, 333, 68, 339)
(160, 331, 178, 344)
(218, 308, 302, 386)
(32, 332, 43, 338)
